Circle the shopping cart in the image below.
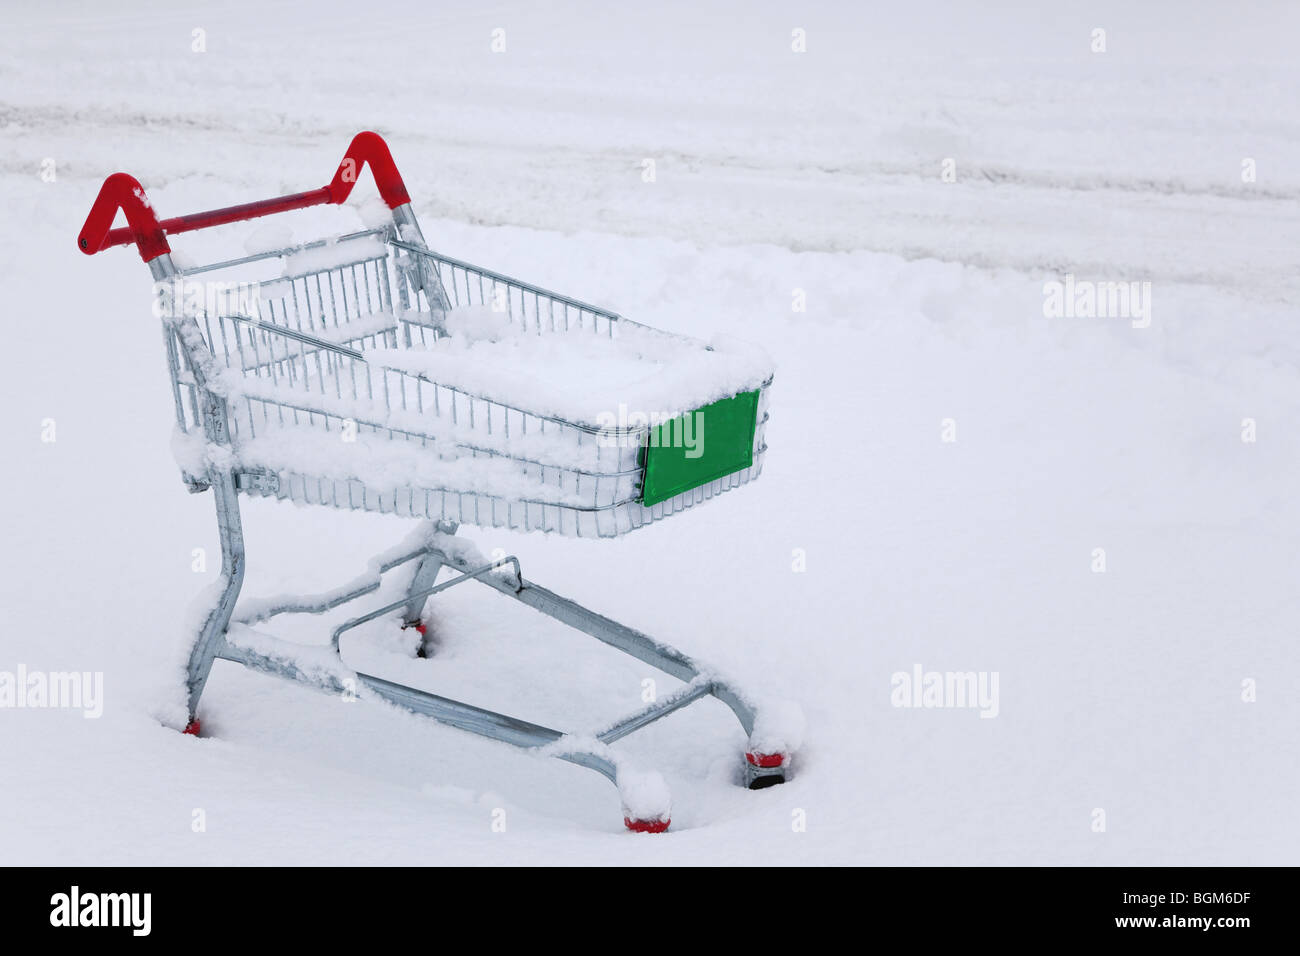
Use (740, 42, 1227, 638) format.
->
(78, 132, 794, 831)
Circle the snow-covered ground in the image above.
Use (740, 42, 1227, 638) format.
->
(2, 1, 1298, 864)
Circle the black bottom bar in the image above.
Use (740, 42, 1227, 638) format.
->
(5, 866, 1282, 941)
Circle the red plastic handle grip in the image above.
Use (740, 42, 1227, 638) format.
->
(78, 172, 172, 262)
(78, 132, 412, 262)
(326, 131, 411, 207)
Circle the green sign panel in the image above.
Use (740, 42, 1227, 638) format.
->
(640, 390, 760, 507)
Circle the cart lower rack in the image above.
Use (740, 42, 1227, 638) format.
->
(79, 132, 796, 831)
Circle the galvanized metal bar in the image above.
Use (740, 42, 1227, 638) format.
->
(487, 578, 697, 683)
(358, 672, 623, 784)
(355, 670, 565, 748)
(176, 228, 391, 276)
(234, 544, 434, 626)
(226, 313, 366, 361)
(426, 545, 760, 736)
(597, 678, 716, 744)
(330, 558, 522, 651)
(401, 552, 446, 627)
(216, 641, 353, 698)
(184, 467, 245, 719)
(389, 239, 622, 322)
(151, 253, 249, 722)
(391, 204, 451, 311)
(702, 681, 757, 738)
(507, 580, 755, 734)
(482, 572, 759, 739)
(217, 640, 620, 785)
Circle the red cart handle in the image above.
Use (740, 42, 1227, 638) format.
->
(78, 131, 412, 263)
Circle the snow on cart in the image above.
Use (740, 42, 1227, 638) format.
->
(78, 132, 797, 831)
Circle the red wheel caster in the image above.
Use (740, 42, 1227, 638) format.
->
(182, 718, 201, 736)
(744, 751, 788, 789)
(403, 621, 429, 657)
(624, 816, 670, 834)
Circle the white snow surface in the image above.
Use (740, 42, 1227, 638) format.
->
(2, 0, 1299, 865)
(367, 306, 773, 425)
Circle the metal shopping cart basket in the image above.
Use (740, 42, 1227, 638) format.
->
(77, 132, 794, 831)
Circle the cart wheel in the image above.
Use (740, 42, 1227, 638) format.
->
(744, 751, 787, 790)
(402, 621, 428, 658)
(624, 816, 670, 834)
(183, 718, 202, 736)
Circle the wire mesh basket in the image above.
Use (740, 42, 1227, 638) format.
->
(164, 228, 772, 538)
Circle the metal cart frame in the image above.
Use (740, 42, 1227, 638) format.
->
(77, 132, 791, 832)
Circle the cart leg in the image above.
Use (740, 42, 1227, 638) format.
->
(707, 681, 793, 789)
(182, 470, 246, 732)
(402, 554, 445, 628)
(400, 522, 456, 655)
